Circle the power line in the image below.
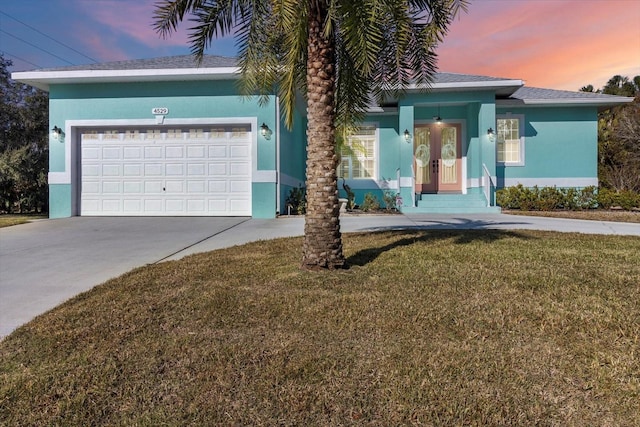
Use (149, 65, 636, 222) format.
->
(0, 50, 43, 68)
(0, 29, 75, 65)
(0, 11, 98, 63)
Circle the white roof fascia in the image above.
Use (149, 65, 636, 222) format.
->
(12, 67, 241, 91)
(497, 97, 635, 108)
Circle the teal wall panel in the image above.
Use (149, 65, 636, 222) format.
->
(496, 107, 598, 184)
(252, 182, 277, 218)
(48, 184, 72, 218)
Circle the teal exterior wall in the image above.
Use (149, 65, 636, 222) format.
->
(495, 106, 598, 187)
(48, 80, 278, 218)
(45, 77, 602, 217)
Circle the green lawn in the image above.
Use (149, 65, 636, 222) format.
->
(1, 230, 639, 425)
(0, 214, 46, 228)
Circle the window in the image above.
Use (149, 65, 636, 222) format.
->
(496, 115, 525, 165)
(337, 126, 377, 179)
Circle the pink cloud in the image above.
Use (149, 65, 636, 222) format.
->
(438, 0, 640, 90)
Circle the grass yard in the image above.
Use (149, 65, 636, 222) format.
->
(505, 209, 640, 223)
(1, 230, 639, 425)
(0, 214, 46, 228)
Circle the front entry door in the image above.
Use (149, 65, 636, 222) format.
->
(414, 123, 462, 193)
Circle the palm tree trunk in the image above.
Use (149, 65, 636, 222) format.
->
(301, 4, 345, 270)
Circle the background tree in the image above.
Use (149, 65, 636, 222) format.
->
(582, 74, 640, 192)
(154, 0, 467, 270)
(0, 54, 49, 213)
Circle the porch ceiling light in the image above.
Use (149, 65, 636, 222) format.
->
(403, 129, 411, 142)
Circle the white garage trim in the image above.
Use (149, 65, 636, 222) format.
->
(60, 117, 269, 216)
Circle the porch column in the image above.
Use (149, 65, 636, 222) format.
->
(478, 100, 497, 204)
(398, 104, 415, 207)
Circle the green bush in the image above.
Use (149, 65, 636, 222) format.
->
(361, 192, 380, 212)
(496, 185, 606, 211)
(597, 188, 640, 210)
(382, 190, 397, 211)
(285, 185, 306, 214)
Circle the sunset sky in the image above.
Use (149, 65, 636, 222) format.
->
(1, 0, 639, 91)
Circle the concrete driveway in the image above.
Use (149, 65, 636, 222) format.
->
(0, 217, 251, 338)
(2, 213, 639, 339)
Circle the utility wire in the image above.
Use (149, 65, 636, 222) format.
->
(0, 29, 75, 65)
(1, 50, 43, 68)
(0, 11, 98, 63)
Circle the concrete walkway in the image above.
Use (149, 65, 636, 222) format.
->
(1, 213, 639, 339)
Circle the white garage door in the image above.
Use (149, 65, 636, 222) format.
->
(81, 126, 252, 216)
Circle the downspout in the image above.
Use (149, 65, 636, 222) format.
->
(276, 96, 281, 215)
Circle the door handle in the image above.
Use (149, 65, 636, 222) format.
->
(432, 159, 438, 174)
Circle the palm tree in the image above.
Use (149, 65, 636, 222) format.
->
(154, 0, 467, 270)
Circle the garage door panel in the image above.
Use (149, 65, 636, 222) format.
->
(166, 199, 185, 212)
(101, 199, 121, 212)
(208, 163, 227, 175)
(165, 181, 183, 193)
(123, 164, 142, 176)
(103, 147, 121, 159)
(123, 182, 142, 194)
(123, 199, 142, 212)
(123, 147, 142, 159)
(83, 147, 100, 160)
(230, 145, 250, 158)
(187, 145, 206, 158)
(145, 164, 163, 176)
(81, 126, 252, 216)
(187, 163, 206, 176)
(166, 146, 184, 158)
(102, 181, 121, 194)
(102, 164, 120, 176)
(145, 146, 163, 159)
(187, 181, 206, 193)
(166, 163, 184, 176)
(144, 181, 163, 193)
(83, 164, 100, 177)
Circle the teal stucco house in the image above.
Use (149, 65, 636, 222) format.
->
(13, 55, 633, 218)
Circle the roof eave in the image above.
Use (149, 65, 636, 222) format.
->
(11, 67, 241, 92)
(497, 97, 635, 109)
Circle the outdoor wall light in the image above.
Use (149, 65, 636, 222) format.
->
(487, 127, 496, 143)
(403, 129, 411, 142)
(260, 122, 272, 140)
(52, 126, 63, 141)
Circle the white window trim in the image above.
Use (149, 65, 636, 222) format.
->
(496, 114, 525, 167)
(338, 123, 379, 180)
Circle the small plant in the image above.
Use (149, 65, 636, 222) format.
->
(285, 185, 306, 215)
(361, 192, 380, 212)
(382, 190, 397, 211)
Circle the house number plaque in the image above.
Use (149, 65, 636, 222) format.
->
(151, 107, 169, 115)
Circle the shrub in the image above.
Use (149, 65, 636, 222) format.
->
(597, 188, 640, 210)
(382, 190, 397, 211)
(496, 185, 613, 211)
(285, 185, 306, 214)
(361, 192, 380, 212)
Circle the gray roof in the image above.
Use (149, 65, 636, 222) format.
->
(433, 72, 515, 84)
(509, 86, 631, 101)
(499, 86, 634, 108)
(36, 54, 238, 72)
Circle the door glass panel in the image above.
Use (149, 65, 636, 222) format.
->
(440, 126, 457, 184)
(414, 127, 431, 185)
